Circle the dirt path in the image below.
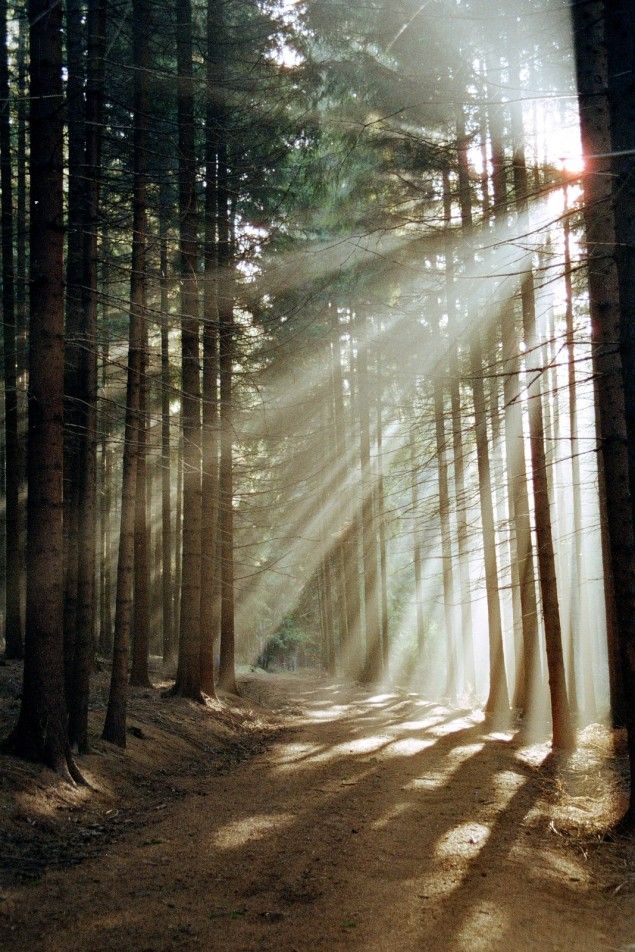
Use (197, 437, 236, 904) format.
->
(1, 673, 633, 952)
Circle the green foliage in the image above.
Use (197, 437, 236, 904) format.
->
(257, 616, 319, 671)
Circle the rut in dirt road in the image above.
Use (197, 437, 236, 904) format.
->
(0, 675, 632, 952)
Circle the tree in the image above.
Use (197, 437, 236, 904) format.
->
(571, 0, 635, 827)
(199, 0, 221, 698)
(103, 0, 149, 746)
(456, 105, 509, 721)
(5, 0, 81, 780)
(68, 0, 107, 751)
(217, 130, 238, 694)
(0, 0, 22, 659)
(173, 0, 203, 700)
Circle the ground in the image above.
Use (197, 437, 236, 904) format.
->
(0, 667, 633, 951)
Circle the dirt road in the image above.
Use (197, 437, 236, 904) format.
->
(1, 674, 633, 951)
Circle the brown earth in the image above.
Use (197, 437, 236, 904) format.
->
(0, 668, 634, 952)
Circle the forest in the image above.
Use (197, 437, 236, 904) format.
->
(0, 0, 634, 949)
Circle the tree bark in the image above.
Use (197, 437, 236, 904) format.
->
(409, 427, 425, 656)
(102, 0, 148, 746)
(217, 127, 238, 694)
(0, 0, 23, 658)
(330, 307, 350, 668)
(489, 102, 539, 718)
(512, 111, 574, 751)
(159, 206, 174, 663)
(173, 0, 203, 700)
(130, 314, 151, 687)
(200, 1, 221, 696)
(434, 376, 457, 699)
(442, 168, 474, 695)
(68, 0, 107, 751)
(5, 0, 82, 781)
(572, 0, 635, 825)
(375, 372, 389, 672)
(99, 338, 113, 657)
(456, 107, 509, 720)
(62, 0, 85, 714)
(357, 310, 381, 683)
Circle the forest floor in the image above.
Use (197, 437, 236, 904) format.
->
(0, 667, 633, 952)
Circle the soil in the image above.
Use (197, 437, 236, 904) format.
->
(0, 668, 633, 952)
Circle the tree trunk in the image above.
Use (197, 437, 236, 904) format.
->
(442, 168, 474, 695)
(456, 107, 509, 720)
(15, 10, 27, 396)
(200, 2, 221, 696)
(5, 0, 82, 781)
(563, 184, 584, 716)
(604, 0, 635, 767)
(159, 208, 174, 663)
(130, 315, 151, 687)
(16, 14, 27, 627)
(511, 103, 574, 750)
(173, 0, 203, 700)
(572, 0, 635, 826)
(375, 376, 389, 672)
(102, 0, 148, 746)
(357, 310, 381, 683)
(99, 340, 113, 656)
(68, 0, 107, 751)
(330, 307, 350, 667)
(0, 0, 23, 658)
(489, 104, 539, 718)
(216, 78, 238, 693)
(174, 429, 183, 642)
(62, 0, 85, 716)
(409, 428, 425, 656)
(434, 376, 457, 699)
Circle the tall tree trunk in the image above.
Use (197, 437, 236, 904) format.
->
(159, 207, 173, 663)
(510, 113, 573, 749)
(5, 0, 81, 780)
(174, 428, 183, 642)
(173, 0, 203, 700)
(68, 0, 107, 751)
(487, 326, 520, 671)
(330, 307, 350, 667)
(130, 315, 151, 687)
(434, 376, 457, 699)
(409, 426, 425, 655)
(216, 89, 238, 694)
(16, 10, 27, 392)
(603, 0, 635, 755)
(358, 310, 381, 683)
(442, 168, 474, 695)
(562, 184, 584, 716)
(99, 237, 113, 657)
(16, 13, 27, 623)
(375, 374, 389, 671)
(456, 107, 509, 720)
(572, 0, 635, 826)
(62, 0, 85, 710)
(488, 103, 539, 718)
(200, 2, 220, 696)
(99, 339, 113, 656)
(0, 0, 23, 658)
(102, 0, 148, 746)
